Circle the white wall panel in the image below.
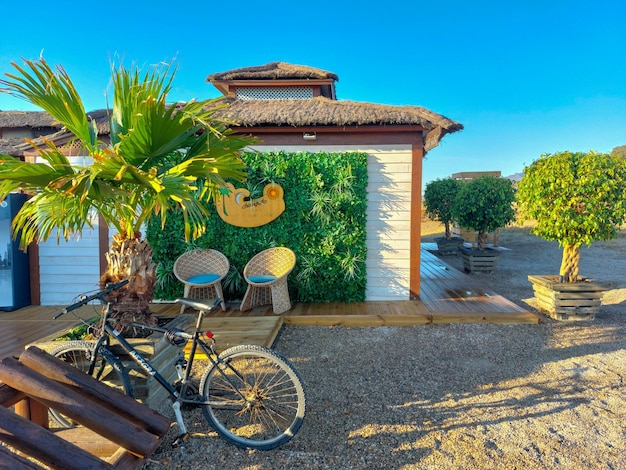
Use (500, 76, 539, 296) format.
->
(38, 228, 101, 305)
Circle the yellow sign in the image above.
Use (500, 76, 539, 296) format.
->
(216, 183, 285, 228)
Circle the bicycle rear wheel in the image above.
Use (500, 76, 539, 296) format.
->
(49, 340, 133, 428)
(199, 344, 306, 450)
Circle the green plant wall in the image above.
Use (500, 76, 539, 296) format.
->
(147, 151, 368, 303)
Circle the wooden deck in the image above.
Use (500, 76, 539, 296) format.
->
(0, 245, 538, 359)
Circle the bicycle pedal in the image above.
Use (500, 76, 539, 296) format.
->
(172, 433, 189, 448)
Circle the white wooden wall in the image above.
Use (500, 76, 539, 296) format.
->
(35, 156, 102, 305)
(364, 147, 413, 300)
(250, 144, 414, 301)
(38, 226, 102, 305)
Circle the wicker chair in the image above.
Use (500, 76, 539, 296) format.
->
(173, 249, 229, 313)
(240, 247, 296, 315)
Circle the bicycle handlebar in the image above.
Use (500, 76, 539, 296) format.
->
(53, 280, 130, 320)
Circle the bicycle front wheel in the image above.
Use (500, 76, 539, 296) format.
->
(199, 344, 306, 450)
(49, 340, 133, 428)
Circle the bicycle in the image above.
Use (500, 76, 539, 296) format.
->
(50, 280, 306, 450)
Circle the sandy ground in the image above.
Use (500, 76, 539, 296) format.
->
(144, 225, 626, 469)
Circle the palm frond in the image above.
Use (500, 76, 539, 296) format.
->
(12, 189, 95, 250)
(0, 59, 97, 150)
(0, 144, 75, 191)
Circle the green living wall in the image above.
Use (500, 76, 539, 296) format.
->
(147, 151, 368, 303)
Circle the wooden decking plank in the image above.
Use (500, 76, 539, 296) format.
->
(429, 311, 539, 324)
(420, 247, 531, 315)
(283, 315, 432, 327)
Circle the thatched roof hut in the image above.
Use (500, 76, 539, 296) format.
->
(207, 62, 462, 151)
(1, 109, 110, 156)
(0, 111, 64, 156)
(3, 62, 462, 153)
(204, 62, 464, 301)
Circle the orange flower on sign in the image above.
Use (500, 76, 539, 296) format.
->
(267, 187, 280, 199)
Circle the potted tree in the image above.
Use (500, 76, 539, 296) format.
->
(517, 150, 626, 320)
(453, 175, 516, 273)
(423, 177, 464, 255)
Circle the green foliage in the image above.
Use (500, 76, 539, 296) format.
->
(55, 325, 90, 341)
(453, 175, 516, 244)
(423, 177, 462, 238)
(148, 151, 368, 303)
(55, 317, 99, 341)
(517, 151, 626, 248)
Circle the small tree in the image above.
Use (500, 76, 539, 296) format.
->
(423, 177, 462, 239)
(517, 151, 626, 283)
(453, 175, 516, 250)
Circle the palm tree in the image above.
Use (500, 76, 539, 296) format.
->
(0, 58, 249, 334)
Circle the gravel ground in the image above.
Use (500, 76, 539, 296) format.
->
(143, 227, 626, 469)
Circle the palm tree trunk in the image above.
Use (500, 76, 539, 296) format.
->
(101, 233, 157, 336)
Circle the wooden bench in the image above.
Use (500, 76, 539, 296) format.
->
(0, 346, 171, 469)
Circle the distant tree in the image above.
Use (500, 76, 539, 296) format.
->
(423, 178, 462, 239)
(517, 151, 626, 283)
(611, 145, 626, 159)
(453, 175, 516, 250)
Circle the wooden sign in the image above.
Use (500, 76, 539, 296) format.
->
(216, 182, 285, 228)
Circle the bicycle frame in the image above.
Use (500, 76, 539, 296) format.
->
(98, 299, 252, 410)
(96, 304, 213, 404)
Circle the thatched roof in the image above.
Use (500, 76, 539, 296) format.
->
(0, 109, 108, 132)
(86, 109, 110, 134)
(207, 62, 339, 82)
(212, 96, 463, 141)
(0, 138, 24, 156)
(2, 81, 462, 152)
(3, 100, 461, 152)
(0, 111, 61, 128)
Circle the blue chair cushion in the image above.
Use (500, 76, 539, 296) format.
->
(248, 275, 277, 284)
(187, 273, 220, 284)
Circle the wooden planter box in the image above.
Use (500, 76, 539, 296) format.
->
(434, 237, 464, 256)
(459, 246, 500, 273)
(528, 275, 604, 321)
(33, 313, 195, 411)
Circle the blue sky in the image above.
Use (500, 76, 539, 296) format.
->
(1, 1, 624, 183)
